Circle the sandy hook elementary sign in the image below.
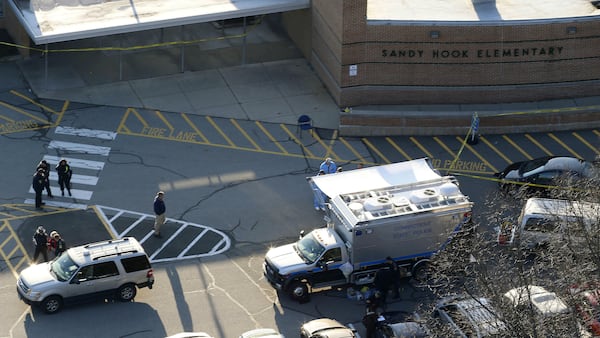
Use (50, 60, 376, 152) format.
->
(381, 46, 564, 59)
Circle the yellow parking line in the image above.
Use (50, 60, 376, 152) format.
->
(181, 113, 209, 143)
(572, 132, 600, 155)
(339, 137, 367, 164)
(0, 100, 50, 124)
(455, 136, 499, 173)
(255, 121, 288, 154)
(155, 111, 175, 135)
(206, 116, 235, 147)
(501, 135, 532, 160)
(478, 136, 513, 164)
(230, 119, 262, 150)
(129, 108, 150, 129)
(594, 130, 600, 137)
(410, 137, 433, 158)
(1, 219, 29, 278)
(362, 138, 391, 164)
(280, 124, 315, 158)
(525, 134, 553, 156)
(434, 137, 457, 157)
(10, 90, 61, 115)
(327, 131, 339, 159)
(313, 131, 340, 161)
(548, 133, 582, 159)
(386, 137, 412, 161)
(0, 114, 15, 122)
(54, 100, 69, 125)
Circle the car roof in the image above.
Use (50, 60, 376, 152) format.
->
(301, 318, 355, 337)
(386, 322, 430, 337)
(67, 237, 146, 266)
(523, 198, 600, 221)
(165, 333, 214, 338)
(523, 156, 586, 176)
(504, 285, 570, 315)
(437, 295, 506, 335)
(239, 328, 284, 338)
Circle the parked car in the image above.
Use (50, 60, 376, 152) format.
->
(569, 283, 600, 336)
(17, 237, 154, 314)
(434, 294, 506, 337)
(300, 318, 356, 338)
(503, 285, 570, 316)
(494, 156, 597, 194)
(375, 311, 431, 338)
(240, 328, 285, 338)
(496, 197, 600, 249)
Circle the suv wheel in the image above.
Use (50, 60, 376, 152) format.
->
(41, 296, 63, 314)
(117, 284, 137, 302)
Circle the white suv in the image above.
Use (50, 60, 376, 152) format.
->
(17, 237, 154, 314)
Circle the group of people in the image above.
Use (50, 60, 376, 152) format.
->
(32, 226, 67, 263)
(362, 257, 403, 338)
(32, 159, 73, 209)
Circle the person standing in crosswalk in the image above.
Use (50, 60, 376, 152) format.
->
(153, 191, 166, 238)
(32, 169, 46, 209)
(56, 159, 73, 196)
(36, 160, 54, 198)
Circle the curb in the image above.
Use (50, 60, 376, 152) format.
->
(339, 109, 600, 136)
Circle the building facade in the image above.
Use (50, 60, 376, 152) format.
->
(310, 0, 600, 107)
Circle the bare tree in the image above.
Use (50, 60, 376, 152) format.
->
(418, 176, 600, 337)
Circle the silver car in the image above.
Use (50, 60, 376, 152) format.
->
(17, 237, 154, 314)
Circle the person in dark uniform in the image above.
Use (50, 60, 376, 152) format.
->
(36, 160, 53, 198)
(362, 302, 379, 338)
(385, 256, 401, 299)
(374, 266, 393, 306)
(32, 226, 49, 263)
(32, 169, 46, 209)
(55, 159, 73, 196)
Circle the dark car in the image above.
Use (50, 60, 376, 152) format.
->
(494, 156, 597, 193)
(375, 311, 431, 338)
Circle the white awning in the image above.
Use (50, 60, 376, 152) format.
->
(310, 158, 442, 198)
(8, 0, 310, 44)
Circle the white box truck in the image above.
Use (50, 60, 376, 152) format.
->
(263, 158, 473, 302)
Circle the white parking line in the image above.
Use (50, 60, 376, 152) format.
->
(43, 155, 105, 170)
(23, 198, 87, 210)
(94, 205, 231, 263)
(55, 126, 117, 140)
(47, 171, 99, 185)
(48, 140, 111, 156)
(28, 187, 93, 200)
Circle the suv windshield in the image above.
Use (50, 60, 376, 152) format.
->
(296, 233, 325, 263)
(51, 253, 79, 282)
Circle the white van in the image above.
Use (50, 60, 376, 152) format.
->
(17, 237, 154, 314)
(498, 198, 600, 248)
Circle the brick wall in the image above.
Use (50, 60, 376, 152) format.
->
(312, 0, 600, 106)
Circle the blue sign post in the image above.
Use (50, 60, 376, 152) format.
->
(467, 112, 479, 145)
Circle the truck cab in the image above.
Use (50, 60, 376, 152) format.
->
(264, 226, 349, 301)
